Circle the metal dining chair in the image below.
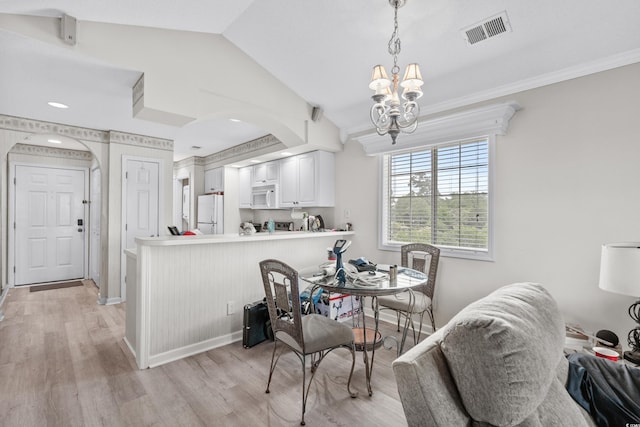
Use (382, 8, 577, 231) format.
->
(259, 259, 357, 426)
(377, 243, 440, 348)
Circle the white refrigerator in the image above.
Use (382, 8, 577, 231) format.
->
(197, 194, 224, 235)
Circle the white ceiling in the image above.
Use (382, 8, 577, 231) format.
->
(1, 0, 639, 161)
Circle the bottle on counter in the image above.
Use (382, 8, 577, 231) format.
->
(267, 218, 275, 233)
(302, 213, 309, 231)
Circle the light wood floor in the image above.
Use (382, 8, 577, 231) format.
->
(0, 281, 414, 427)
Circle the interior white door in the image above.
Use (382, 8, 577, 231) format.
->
(124, 159, 159, 250)
(15, 165, 87, 285)
(123, 159, 159, 301)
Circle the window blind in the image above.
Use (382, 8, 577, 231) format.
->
(383, 138, 489, 251)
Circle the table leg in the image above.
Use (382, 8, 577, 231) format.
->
(354, 296, 383, 396)
(360, 299, 372, 396)
(397, 289, 416, 356)
(368, 296, 380, 393)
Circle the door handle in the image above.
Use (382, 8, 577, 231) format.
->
(77, 228, 83, 232)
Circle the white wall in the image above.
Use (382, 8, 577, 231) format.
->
(335, 63, 640, 347)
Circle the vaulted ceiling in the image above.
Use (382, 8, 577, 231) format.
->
(1, 0, 639, 161)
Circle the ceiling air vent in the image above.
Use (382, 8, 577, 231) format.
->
(462, 11, 511, 46)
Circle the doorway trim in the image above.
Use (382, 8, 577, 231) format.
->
(8, 161, 90, 287)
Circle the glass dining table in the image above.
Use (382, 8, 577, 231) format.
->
(300, 265, 428, 396)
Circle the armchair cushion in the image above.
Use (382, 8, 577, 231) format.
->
(439, 283, 566, 426)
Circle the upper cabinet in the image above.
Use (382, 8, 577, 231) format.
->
(238, 166, 252, 208)
(252, 161, 279, 186)
(279, 151, 335, 208)
(204, 167, 224, 193)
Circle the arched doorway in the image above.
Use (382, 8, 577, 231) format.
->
(6, 134, 102, 289)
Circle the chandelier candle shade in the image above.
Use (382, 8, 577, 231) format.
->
(598, 242, 640, 364)
(369, 0, 423, 145)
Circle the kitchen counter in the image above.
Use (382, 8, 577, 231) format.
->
(125, 230, 355, 369)
(134, 230, 353, 246)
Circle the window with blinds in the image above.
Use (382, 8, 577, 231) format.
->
(381, 137, 491, 257)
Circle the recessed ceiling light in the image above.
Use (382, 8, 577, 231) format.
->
(230, 164, 242, 168)
(47, 101, 69, 109)
(48, 139, 62, 144)
(249, 159, 260, 163)
(281, 152, 292, 156)
(229, 118, 241, 123)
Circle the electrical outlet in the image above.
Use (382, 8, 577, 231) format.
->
(344, 208, 351, 220)
(227, 301, 235, 315)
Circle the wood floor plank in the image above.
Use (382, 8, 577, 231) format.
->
(0, 281, 412, 426)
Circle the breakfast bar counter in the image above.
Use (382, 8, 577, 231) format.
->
(124, 231, 354, 369)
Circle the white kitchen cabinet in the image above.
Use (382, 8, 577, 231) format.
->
(279, 151, 335, 208)
(238, 166, 252, 208)
(204, 167, 224, 193)
(252, 161, 279, 186)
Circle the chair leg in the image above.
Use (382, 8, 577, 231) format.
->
(346, 343, 357, 398)
(265, 340, 281, 393)
(396, 311, 401, 332)
(428, 306, 436, 332)
(414, 312, 425, 344)
(300, 354, 307, 426)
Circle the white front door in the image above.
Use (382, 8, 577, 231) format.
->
(122, 158, 160, 301)
(14, 165, 87, 285)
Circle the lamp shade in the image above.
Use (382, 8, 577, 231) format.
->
(369, 65, 391, 91)
(599, 242, 640, 298)
(400, 63, 423, 88)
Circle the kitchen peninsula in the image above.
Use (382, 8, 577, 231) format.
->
(124, 231, 354, 369)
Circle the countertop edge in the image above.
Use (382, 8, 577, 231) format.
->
(134, 231, 355, 247)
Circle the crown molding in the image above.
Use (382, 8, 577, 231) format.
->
(10, 143, 94, 161)
(347, 48, 640, 139)
(418, 48, 640, 119)
(108, 131, 173, 151)
(0, 115, 109, 143)
(203, 134, 282, 165)
(0, 115, 174, 153)
(354, 101, 520, 155)
(173, 135, 282, 168)
(173, 156, 206, 169)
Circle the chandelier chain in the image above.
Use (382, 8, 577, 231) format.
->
(388, 2, 401, 74)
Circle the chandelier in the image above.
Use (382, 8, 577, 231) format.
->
(369, 0, 423, 145)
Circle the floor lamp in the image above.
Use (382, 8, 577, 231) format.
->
(598, 242, 640, 364)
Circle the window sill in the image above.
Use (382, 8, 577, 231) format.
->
(379, 243, 494, 262)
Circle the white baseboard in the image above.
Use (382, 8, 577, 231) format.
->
(97, 296, 122, 305)
(0, 285, 11, 321)
(147, 330, 244, 369)
(127, 308, 430, 370)
(365, 304, 435, 335)
(123, 337, 136, 359)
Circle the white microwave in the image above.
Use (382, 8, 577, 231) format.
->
(251, 184, 279, 209)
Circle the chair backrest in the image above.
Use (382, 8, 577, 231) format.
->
(259, 259, 304, 349)
(400, 243, 440, 298)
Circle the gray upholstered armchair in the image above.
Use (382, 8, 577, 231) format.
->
(392, 283, 597, 427)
